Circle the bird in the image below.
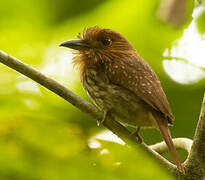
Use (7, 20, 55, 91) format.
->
(60, 26, 184, 173)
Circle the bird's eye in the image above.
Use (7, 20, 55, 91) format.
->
(101, 38, 112, 46)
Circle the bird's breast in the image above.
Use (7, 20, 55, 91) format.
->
(82, 69, 109, 108)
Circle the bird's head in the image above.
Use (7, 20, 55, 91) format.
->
(60, 26, 135, 63)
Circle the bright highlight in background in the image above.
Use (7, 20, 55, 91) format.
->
(163, 5, 205, 84)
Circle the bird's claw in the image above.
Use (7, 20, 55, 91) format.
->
(97, 119, 103, 126)
(130, 127, 143, 143)
(97, 110, 107, 126)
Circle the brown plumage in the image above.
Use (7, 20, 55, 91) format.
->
(60, 26, 184, 173)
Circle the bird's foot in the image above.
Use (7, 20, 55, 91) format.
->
(130, 127, 143, 143)
(97, 110, 108, 126)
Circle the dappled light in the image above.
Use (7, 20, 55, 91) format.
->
(163, 4, 205, 84)
(42, 45, 79, 87)
(88, 130, 125, 150)
(163, 60, 205, 84)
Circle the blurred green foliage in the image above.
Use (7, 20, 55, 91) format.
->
(0, 0, 204, 179)
(197, 10, 205, 33)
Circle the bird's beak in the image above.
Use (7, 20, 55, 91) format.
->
(59, 40, 91, 50)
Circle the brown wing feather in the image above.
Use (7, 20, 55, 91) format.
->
(105, 53, 174, 123)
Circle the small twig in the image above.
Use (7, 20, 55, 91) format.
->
(184, 93, 205, 179)
(150, 138, 193, 154)
(0, 50, 182, 177)
(163, 56, 205, 72)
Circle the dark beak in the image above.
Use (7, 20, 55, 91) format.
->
(59, 40, 91, 50)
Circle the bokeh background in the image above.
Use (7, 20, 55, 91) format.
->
(0, 0, 204, 179)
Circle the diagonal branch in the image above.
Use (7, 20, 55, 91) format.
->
(184, 93, 205, 179)
(0, 50, 182, 176)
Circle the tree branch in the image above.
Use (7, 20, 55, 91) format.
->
(184, 93, 205, 179)
(0, 50, 182, 177)
(150, 138, 193, 154)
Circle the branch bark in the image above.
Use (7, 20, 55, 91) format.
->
(0, 50, 198, 179)
(184, 93, 205, 179)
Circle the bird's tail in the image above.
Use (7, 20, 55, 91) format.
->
(155, 116, 185, 174)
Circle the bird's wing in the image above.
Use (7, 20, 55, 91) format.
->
(105, 53, 174, 123)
